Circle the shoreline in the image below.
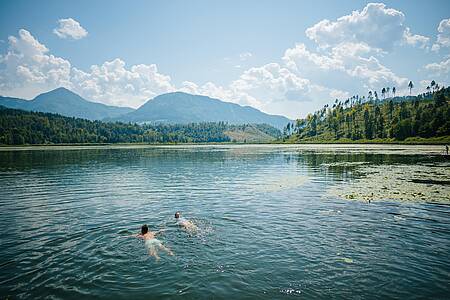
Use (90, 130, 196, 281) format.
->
(0, 143, 447, 155)
(0, 139, 449, 148)
(282, 136, 450, 145)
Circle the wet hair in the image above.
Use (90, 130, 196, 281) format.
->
(141, 224, 148, 234)
(175, 211, 181, 219)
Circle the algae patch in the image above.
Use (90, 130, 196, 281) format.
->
(329, 163, 450, 203)
(321, 161, 369, 168)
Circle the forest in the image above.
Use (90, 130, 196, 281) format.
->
(0, 106, 280, 145)
(283, 82, 450, 143)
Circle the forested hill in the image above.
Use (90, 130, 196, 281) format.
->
(0, 106, 281, 145)
(284, 86, 450, 143)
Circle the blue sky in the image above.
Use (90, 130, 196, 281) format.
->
(0, 0, 449, 118)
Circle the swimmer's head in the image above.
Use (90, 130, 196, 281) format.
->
(141, 224, 149, 234)
(175, 211, 181, 219)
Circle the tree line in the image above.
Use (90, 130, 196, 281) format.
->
(284, 82, 450, 142)
(0, 106, 280, 145)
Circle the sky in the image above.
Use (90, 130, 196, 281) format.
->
(0, 0, 449, 119)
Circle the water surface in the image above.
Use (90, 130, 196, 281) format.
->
(0, 145, 449, 299)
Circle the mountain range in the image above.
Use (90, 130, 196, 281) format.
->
(0, 88, 133, 120)
(0, 88, 290, 128)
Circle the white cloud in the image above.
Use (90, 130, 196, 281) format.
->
(424, 58, 450, 76)
(282, 42, 407, 93)
(283, 43, 344, 71)
(239, 52, 253, 61)
(437, 19, 450, 46)
(231, 63, 311, 101)
(228, 63, 349, 117)
(432, 18, 450, 51)
(403, 27, 429, 48)
(0, 29, 72, 98)
(431, 44, 441, 52)
(71, 59, 175, 107)
(53, 18, 88, 40)
(305, 3, 428, 51)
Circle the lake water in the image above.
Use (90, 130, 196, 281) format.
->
(0, 144, 449, 299)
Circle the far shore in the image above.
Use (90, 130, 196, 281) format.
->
(1, 135, 450, 149)
(0, 142, 447, 155)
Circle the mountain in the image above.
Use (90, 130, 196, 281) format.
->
(0, 96, 31, 110)
(0, 88, 134, 120)
(113, 92, 291, 129)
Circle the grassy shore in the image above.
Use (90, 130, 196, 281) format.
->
(281, 135, 450, 145)
(1, 136, 450, 148)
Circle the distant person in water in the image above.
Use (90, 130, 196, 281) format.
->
(134, 224, 173, 260)
(175, 211, 197, 232)
(446, 145, 449, 155)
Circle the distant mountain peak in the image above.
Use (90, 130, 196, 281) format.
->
(114, 92, 291, 129)
(35, 87, 80, 99)
(52, 86, 72, 93)
(0, 87, 134, 120)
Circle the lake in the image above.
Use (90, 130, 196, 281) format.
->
(0, 144, 449, 299)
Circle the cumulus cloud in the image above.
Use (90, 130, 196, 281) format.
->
(424, 58, 450, 76)
(305, 3, 428, 51)
(283, 43, 344, 71)
(437, 19, 450, 46)
(282, 42, 407, 93)
(53, 18, 88, 40)
(229, 63, 349, 113)
(432, 18, 450, 51)
(403, 27, 430, 48)
(235, 63, 349, 117)
(231, 63, 310, 101)
(71, 59, 175, 107)
(0, 29, 72, 98)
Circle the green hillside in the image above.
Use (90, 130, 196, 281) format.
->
(0, 106, 280, 145)
(283, 87, 450, 144)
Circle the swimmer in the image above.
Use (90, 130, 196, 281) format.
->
(175, 211, 198, 233)
(134, 224, 173, 260)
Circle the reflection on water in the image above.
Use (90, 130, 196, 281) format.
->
(0, 145, 449, 299)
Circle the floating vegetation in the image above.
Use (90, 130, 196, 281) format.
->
(329, 163, 450, 203)
(321, 161, 370, 168)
